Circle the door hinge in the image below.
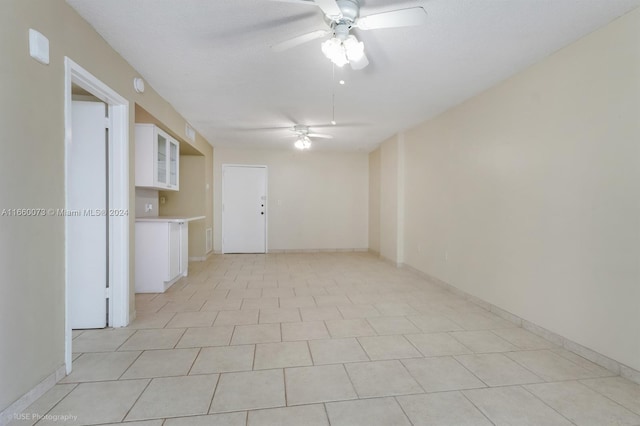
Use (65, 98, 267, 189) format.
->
(105, 117, 111, 129)
(105, 287, 112, 299)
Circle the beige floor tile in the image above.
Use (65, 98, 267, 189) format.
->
(443, 311, 516, 331)
(580, 376, 640, 415)
(254, 341, 312, 370)
(176, 326, 234, 348)
(294, 287, 328, 296)
(374, 302, 419, 316)
(300, 306, 342, 322)
(357, 335, 421, 360)
(463, 386, 573, 426)
(405, 333, 472, 357)
(231, 324, 281, 345)
(326, 397, 411, 426)
(121, 349, 199, 379)
(402, 356, 485, 392)
(398, 392, 493, 425)
(99, 421, 163, 426)
(8, 384, 77, 426)
(309, 338, 369, 365)
(449, 330, 518, 353)
(281, 321, 329, 341)
(158, 300, 206, 313)
(166, 311, 219, 328)
(279, 296, 317, 309)
(406, 314, 464, 333)
(347, 293, 382, 305)
(313, 295, 352, 307)
(201, 298, 243, 311)
(261, 287, 295, 298)
(60, 351, 140, 383)
(135, 299, 168, 314)
(506, 350, 594, 381)
(345, 360, 423, 398)
(210, 370, 285, 413)
(214, 310, 259, 326)
(325, 319, 376, 338)
(285, 364, 357, 405)
(164, 412, 246, 426)
(241, 297, 279, 310)
(38, 380, 149, 425)
(337, 304, 381, 319)
(127, 374, 218, 420)
(191, 345, 255, 374)
(247, 280, 278, 289)
(366, 317, 421, 335)
(491, 328, 557, 350)
(526, 381, 640, 426)
(228, 289, 262, 299)
(258, 308, 300, 324)
(71, 329, 135, 353)
(119, 329, 185, 351)
(551, 348, 616, 377)
(126, 312, 177, 329)
(248, 404, 328, 426)
(455, 353, 543, 386)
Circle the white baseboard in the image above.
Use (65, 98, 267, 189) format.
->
(400, 263, 640, 385)
(0, 364, 66, 426)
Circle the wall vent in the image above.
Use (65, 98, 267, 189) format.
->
(185, 123, 196, 142)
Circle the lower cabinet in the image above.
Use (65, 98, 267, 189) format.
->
(135, 220, 188, 293)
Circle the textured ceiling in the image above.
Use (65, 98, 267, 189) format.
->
(66, 0, 640, 152)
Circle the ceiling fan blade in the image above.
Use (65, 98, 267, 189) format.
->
(350, 51, 369, 70)
(356, 7, 428, 30)
(268, 0, 316, 5)
(271, 29, 329, 52)
(314, 0, 342, 19)
(308, 133, 333, 139)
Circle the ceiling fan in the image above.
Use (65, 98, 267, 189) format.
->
(270, 0, 428, 70)
(288, 124, 333, 150)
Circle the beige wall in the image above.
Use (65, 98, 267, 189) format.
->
(374, 9, 640, 371)
(160, 156, 209, 258)
(0, 0, 213, 412)
(368, 149, 381, 254)
(213, 147, 368, 252)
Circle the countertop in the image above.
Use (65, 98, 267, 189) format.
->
(135, 216, 205, 223)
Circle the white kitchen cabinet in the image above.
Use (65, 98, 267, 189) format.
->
(135, 123, 179, 191)
(135, 220, 188, 293)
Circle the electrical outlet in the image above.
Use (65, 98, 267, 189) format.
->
(445, 250, 449, 262)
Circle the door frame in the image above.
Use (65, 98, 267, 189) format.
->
(64, 57, 130, 374)
(221, 164, 268, 254)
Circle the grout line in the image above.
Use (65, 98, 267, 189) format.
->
(519, 385, 579, 425)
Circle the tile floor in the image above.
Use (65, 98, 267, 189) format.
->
(10, 253, 640, 426)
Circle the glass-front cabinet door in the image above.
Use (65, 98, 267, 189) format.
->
(156, 132, 168, 186)
(169, 140, 178, 188)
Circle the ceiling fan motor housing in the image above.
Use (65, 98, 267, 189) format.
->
(336, 0, 360, 25)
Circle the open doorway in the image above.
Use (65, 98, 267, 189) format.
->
(63, 58, 130, 374)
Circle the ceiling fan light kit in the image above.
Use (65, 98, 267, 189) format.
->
(271, 0, 427, 71)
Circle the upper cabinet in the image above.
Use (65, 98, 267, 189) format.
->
(135, 124, 179, 191)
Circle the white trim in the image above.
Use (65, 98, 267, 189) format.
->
(64, 57, 130, 376)
(0, 365, 66, 426)
(221, 164, 268, 254)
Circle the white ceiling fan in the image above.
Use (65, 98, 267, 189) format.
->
(271, 0, 428, 70)
(288, 124, 333, 150)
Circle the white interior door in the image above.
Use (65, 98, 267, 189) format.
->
(223, 165, 267, 253)
(69, 100, 107, 329)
